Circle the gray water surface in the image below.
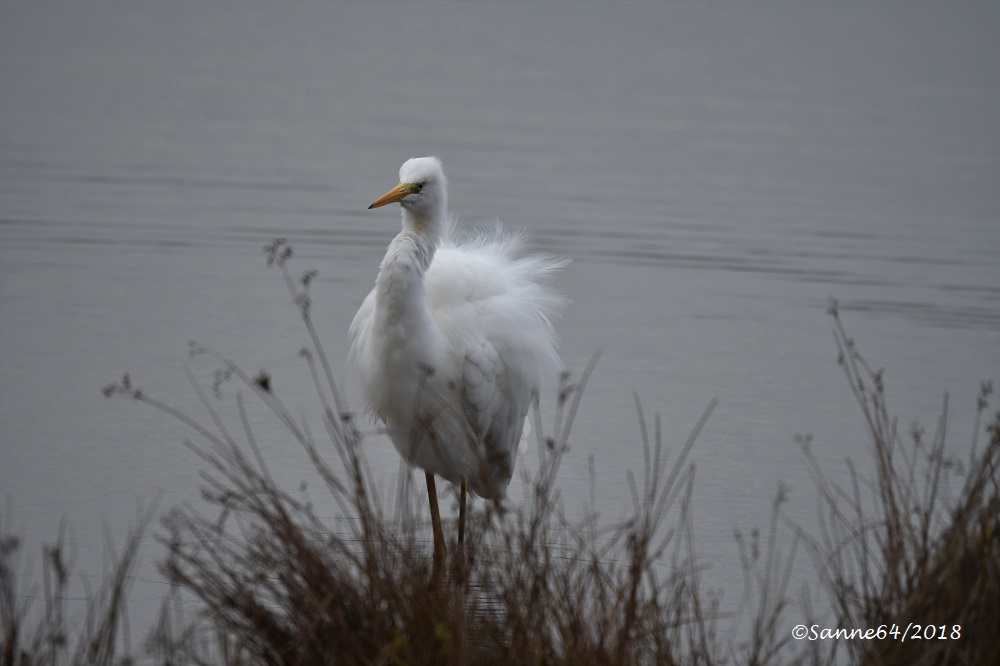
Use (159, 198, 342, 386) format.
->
(2, 0, 998, 645)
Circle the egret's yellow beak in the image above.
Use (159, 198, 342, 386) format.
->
(369, 182, 413, 209)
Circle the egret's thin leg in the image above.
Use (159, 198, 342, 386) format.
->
(458, 479, 468, 545)
(426, 472, 446, 577)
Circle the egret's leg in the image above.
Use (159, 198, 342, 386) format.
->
(458, 479, 468, 545)
(425, 472, 446, 577)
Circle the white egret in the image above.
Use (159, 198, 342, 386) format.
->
(350, 157, 567, 570)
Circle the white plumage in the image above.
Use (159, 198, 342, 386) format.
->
(349, 157, 568, 502)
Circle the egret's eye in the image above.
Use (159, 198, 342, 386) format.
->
(412, 182, 424, 193)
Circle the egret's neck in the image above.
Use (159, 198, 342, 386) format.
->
(372, 224, 444, 374)
(374, 226, 436, 322)
(372, 198, 447, 349)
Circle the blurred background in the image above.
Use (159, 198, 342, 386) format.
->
(2, 1, 997, 640)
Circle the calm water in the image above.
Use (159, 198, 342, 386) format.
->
(2, 1, 998, 645)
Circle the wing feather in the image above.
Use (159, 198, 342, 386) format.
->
(426, 222, 568, 493)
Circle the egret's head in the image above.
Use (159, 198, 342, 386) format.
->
(369, 156, 447, 220)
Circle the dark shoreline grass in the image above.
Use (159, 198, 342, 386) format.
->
(3, 244, 998, 665)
